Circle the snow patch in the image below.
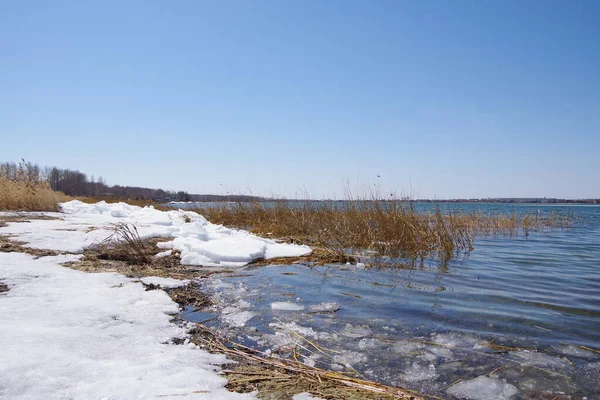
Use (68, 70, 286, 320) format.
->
(0, 252, 255, 400)
(0, 200, 311, 267)
(141, 276, 189, 288)
(293, 393, 326, 400)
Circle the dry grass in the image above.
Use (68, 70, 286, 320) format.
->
(194, 198, 571, 266)
(191, 325, 424, 400)
(94, 223, 152, 265)
(0, 175, 60, 212)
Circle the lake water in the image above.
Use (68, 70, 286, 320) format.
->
(178, 203, 600, 399)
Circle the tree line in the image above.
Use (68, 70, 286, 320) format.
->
(1, 160, 263, 202)
(0, 161, 191, 201)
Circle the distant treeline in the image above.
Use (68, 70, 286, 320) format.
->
(0, 161, 263, 202)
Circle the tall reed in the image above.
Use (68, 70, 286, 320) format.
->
(193, 197, 570, 265)
(0, 160, 60, 212)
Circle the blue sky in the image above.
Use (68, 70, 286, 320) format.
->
(1, 0, 599, 199)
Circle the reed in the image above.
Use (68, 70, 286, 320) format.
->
(0, 161, 60, 212)
(192, 196, 570, 266)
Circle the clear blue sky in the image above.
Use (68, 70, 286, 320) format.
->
(1, 0, 599, 199)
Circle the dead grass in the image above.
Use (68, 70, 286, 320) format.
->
(0, 178, 60, 212)
(94, 223, 152, 265)
(191, 325, 424, 400)
(194, 199, 571, 267)
(0, 235, 62, 258)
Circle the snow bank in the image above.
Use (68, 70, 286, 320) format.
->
(0, 252, 255, 400)
(0, 200, 311, 267)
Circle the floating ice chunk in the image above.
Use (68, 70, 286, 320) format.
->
(555, 344, 600, 359)
(358, 338, 380, 350)
(509, 350, 569, 368)
(399, 362, 438, 382)
(446, 376, 518, 400)
(340, 323, 372, 338)
(271, 302, 305, 311)
(392, 340, 424, 354)
(221, 310, 256, 328)
(140, 276, 189, 289)
(333, 350, 367, 368)
(432, 332, 487, 350)
(309, 302, 339, 313)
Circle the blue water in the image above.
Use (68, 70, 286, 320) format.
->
(179, 203, 600, 399)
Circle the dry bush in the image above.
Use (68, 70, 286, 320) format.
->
(93, 223, 152, 265)
(0, 162, 60, 212)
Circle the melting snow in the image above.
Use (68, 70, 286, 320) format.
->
(140, 276, 190, 288)
(0, 252, 255, 400)
(0, 200, 311, 267)
(292, 393, 325, 400)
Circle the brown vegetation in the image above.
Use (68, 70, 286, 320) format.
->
(194, 199, 571, 266)
(0, 161, 60, 212)
(191, 325, 422, 400)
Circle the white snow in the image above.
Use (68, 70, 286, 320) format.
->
(271, 301, 305, 311)
(0, 200, 311, 267)
(0, 252, 255, 400)
(292, 393, 325, 400)
(446, 376, 518, 400)
(140, 276, 190, 289)
(154, 249, 173, 258)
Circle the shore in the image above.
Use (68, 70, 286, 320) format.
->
(0, 203, 419, 400)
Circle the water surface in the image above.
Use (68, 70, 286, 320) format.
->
(180, 203, 600, 399)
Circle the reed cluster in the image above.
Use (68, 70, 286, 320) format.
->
(194, 199, 570, 265)
(0, 161, 60, 212)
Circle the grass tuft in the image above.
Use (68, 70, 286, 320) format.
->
(94, 223, 152, 265)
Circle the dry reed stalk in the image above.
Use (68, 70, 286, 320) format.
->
(93, 223, 152, 265)
(193, 198, 571, 267)
(192, 324, 423, 400)
(0, 161, 60, 212)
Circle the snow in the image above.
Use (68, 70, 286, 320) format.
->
(292, 393, 325, 400)
(0, 252, 256, 400)
(0, 200, 311, 267)
(155, 249, 173, 258)
(446, 376, 518, 400)
(271, 301, 305, 311)
(140, 276, 190, 289)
